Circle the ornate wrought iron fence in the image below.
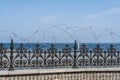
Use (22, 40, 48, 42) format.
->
(0, 39, 120, 71)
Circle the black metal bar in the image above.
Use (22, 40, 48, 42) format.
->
(72, 40, 77, 68)
(8, 39, 14, 71)
(0, 43, 3, 68)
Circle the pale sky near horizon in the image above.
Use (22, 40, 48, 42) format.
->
(0, 0, 120, 43)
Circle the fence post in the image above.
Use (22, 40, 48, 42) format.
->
(8, 39, 14, 71)
(72, 40, 78, 68)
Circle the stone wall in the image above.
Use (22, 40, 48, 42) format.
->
(0, 68, 120, 80)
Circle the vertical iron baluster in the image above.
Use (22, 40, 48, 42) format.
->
(0, 43, 3, 68)
(73, 40, 77, 68)
(82, 44, 86, 66)
(103, 50, 107, 66)
(35, 44, 39, 67)
(8, 39, 14, 71)
(110, 45, 113, 66)
(89, 50, 93, 66)
(82, 45, 85, 66)
(59, 51, 61, 67)
(28, 50, 31, 67)
(44, 51, 47, 67)
(51, 44, 54, 66)
(20, 44, 23, 67)
(117, 50, 119, 65)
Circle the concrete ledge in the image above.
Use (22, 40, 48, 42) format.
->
(0, 68, 120, 76)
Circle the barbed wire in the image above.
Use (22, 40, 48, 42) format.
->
(0, 25, 120, 43)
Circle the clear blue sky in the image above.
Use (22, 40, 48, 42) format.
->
(0, 0, 120, 43)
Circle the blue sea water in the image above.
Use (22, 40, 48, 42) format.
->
(2, 43, 120, 50)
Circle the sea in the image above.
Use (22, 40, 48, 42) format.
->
(2, 43, 120, 51)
